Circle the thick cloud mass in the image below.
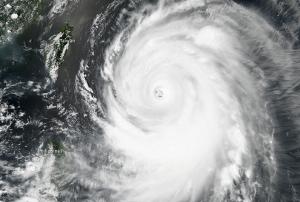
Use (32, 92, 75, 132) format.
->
(2, 0, 300, 201)
(98, 1, 278, 201)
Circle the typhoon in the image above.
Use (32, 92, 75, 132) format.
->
(1, 0, 300, 202)
(97, 1, 275, 201)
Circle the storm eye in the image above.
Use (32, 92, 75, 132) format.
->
(154, 87, 164, 99)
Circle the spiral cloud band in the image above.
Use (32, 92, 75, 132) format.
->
(94, 0, 277, 201)
(2, 0, 300, 201)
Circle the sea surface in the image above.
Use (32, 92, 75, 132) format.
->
(1, 0, 300, 201)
